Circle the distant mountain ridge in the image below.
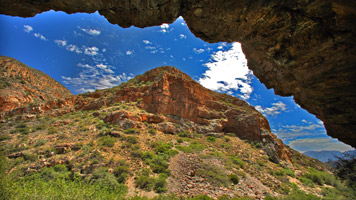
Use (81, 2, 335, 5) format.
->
(304, 150, 356, 162)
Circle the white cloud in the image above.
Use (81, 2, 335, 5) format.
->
(24, 25, 33, 33)
(179, 34, 187, 39)
(193, 48, 205, 54)
(281, 123, 323, 133)
(84, 46, 99, 56)
(79, 27, 101, 36)
(54, 40, 67, 46)
(67, 44, 82, 54)
(62, 63, 132, 93)
(302, 119, 308, 123)
(145, 46, 156, 50)
(142, 40, 151, 44)
(126, 50, 133, 55)
(34, 33, 47, 41)
(198, 42, 253, 100)
(255, 101, 287, 117)
(289, 137, 354, 153)
(160, 23, 170, 33)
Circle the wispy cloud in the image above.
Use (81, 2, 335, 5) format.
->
(54, 40, 67, 46)
(198, 42, 253, 100)
(66, 44, 82, 54)
(288, 137, 354, 153)
(84, 46, 99, 56)
(54, 40, 100, 56)
(274, 120, 327, 143)
(79, 27, 101, 36)
(34, 33, 48, 41)
(62, 63, 132, 93)
(193, 48, 205, 54)
(24, 25, 47, 41)
(255, 101, 287, 117)
(179, 34, 187, 39)
(24, 25, 33, 33)
(142, 40, 151, 44)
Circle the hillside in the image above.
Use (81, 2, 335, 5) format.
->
(1, 65, 355, 199)
(0, 56, 72, 113)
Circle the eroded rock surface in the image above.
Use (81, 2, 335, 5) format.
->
(0, 0, 355, 146)
(0, 56, 72, 112)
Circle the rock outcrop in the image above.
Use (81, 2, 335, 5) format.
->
(1, 0, 354, 147)
(2, 66, 290, 161)
(0, 56, 72, 112)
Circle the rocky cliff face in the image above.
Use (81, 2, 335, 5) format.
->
(0, 56, 72, 112)
(2, 66, 290, 161)
(2, 65, 345, 199)
(1, 0, 354, 147)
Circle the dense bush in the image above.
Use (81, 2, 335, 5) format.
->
(148, 129, 157, 135)
(207, 136, 216, 143)
(89, 167, 122, 190)
(47, 127, 58, 134)
(176, 141, 205, 153)
(114, 160, 130, 183)
(124, 128, 141, 135)
(229, 174, 239, 185)
(99, 136, 116, 148)
(229, 155, 245, 169)
(196, 163, 230, 187)
(135, 169, 155, 191)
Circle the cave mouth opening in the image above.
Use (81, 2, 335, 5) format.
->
(0, 10, 354, 153)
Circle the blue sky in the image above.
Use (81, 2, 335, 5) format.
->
(0, 11, 353, 153)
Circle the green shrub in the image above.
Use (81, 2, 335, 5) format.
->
(229, 174, 239, 184)
(29, 165, 71, 182)
(191, 195, 215, 200)
(302, 168, 331, 186)
(177, 138, 183, 143)
(135, 169, 155, 191)
(48, 127, 58, 134)
(149, 156, 170, 174)
(176, 141, 205, 153)
(148, 129, 157, 135)
(23, 152, 37, 162)
(207, 136, 216, 143)
(178, 131, 190, 138)
(89, 167, 122, 190)
(99, 136, 116, 148)
(299, 177, 314, 187)
(124, 128, 141, 135)
(0, 135, 11, 141)
(281, 189, 320, 200)
(229, 156, 245, 169)
(34, 139, 47, 147)
(126, 136, 138, 144)
(154, 173, 168, 193)
(196, 163, 229, 187)
(114, 160, 130, 183)
(11, 123, 30, 135)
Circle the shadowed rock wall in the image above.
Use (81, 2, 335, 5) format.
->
(0, 0, 355, 147)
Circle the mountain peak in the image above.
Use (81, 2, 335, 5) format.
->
(121, 66, 193, 89)
(0, 56, 72, 112)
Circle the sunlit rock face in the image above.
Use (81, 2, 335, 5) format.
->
(0, 56, 72, 112)
(0, 0, 355, 147)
